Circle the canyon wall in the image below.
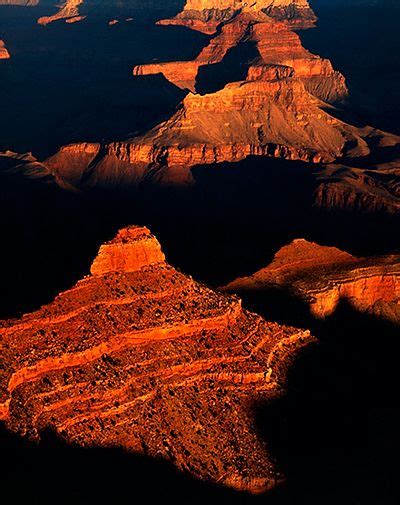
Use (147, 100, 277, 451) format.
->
(159, 0, 316, 34)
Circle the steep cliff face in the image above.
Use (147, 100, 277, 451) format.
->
(0, 226, 314, 492)
(136, 12, 346, 103)
(224, 239, 400, 323)
(159, 0, 316, 34)
(0, 39, 10, 59)
(45, 75, 392, 188)
(37, 0, 85, 25)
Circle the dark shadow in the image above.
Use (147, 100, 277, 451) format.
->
(253, 299, 400, 505)
(0, 4, 206, 157)
(303, 1, 400, 134)
(196, 41, 259, 95)
(1, 153, 399, 317)
(1, 301, 399, 504)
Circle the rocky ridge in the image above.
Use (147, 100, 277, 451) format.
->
(158, 0, 316, 34)
(223, 239, 400, 322)
(0, 226, 314, 493)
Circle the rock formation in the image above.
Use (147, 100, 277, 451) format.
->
(43, 3, 400, 188)
(135, 11, 347, 103)
(158, 0, 316, 34)
(0, 39, 10, 59)
(314, 161, 400, 215)
(223, 239, 400, 323)
(44, 75, 398, 188)
(0, 226, 314, 492)
(37, 0, 85, 25)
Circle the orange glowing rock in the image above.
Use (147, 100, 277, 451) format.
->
(0, 39, 10, 59)
(158, 0, 316, 34)
(0, 226, 314, 492)
(223, 239, 400, 322)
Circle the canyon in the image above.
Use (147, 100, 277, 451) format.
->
(38, 2, 399, 199)
(0, 226, 314, 493)
(0, 2, 399, 503)
(224, 239, 400, 323)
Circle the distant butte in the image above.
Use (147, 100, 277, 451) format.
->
(0, 226, 314, 493)
(223, 239, 400, 323)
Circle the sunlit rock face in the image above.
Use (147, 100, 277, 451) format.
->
(0, 39, 10, 59)
(135, 12, 347, 103)
(224, 239, 400, 323)
(0, 226, 314, 493)
(159, 0, 316, 34)
(37, 0, 85, 25)
(44, 75, 391, 188)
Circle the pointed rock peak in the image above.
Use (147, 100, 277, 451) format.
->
(270, 239, 356, 271)
(90, 226, 166, 276)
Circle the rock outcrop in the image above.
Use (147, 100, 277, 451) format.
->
(44, 77, 396, 188)
(158, 0, 316, 34)
(37, 0, 85, 25)
(314, 161, 400, 215)
(224, 239, 400, 323)
(0, 226, 314, 493)
(135, 11, 346, 103)
(0, 39, 10, 59)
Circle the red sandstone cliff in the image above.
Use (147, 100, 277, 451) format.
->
(135, 12, 346, 103)
(158, 0, 316, 34)
(0, 226, 314, 492)
(44, 76, 396, 187)
(223, 239, 400, 323)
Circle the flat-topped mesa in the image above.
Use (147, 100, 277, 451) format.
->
(0, 226, 314, 493)
(0, 39, 10, 59)
(158, 0, 316, 34)
(223, 239, 400, 323)
(90, 226, 166, 276)
(37, 0, 85, 25)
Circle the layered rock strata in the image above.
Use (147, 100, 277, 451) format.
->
(44, 78, 395, 188)
(224, 239, 400, 322)
(158, 0, 316, 34)
(0, 226, 314, 492)
(135, 12, 346, 103)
